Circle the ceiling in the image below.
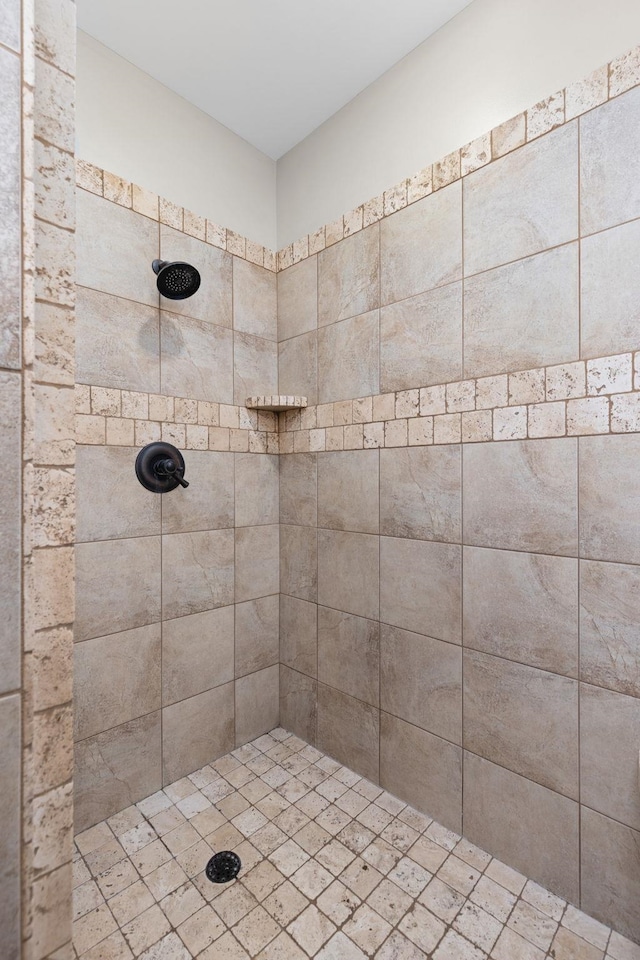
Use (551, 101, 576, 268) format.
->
(77, 0, 474, 159)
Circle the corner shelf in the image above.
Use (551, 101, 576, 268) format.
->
(245, 396, 308, 412)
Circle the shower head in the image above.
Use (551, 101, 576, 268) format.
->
(152, 259, 201, 300)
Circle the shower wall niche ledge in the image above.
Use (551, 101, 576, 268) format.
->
(245, 395, 308, 411)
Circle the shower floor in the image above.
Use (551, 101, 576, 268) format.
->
(72, 729, 636, 960)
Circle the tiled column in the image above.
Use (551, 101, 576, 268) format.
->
(18, 0, 76, 956)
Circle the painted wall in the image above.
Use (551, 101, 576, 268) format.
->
(76, 32, 278, 250)
(277, 0, 640, 245)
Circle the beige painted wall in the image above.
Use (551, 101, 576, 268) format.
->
(277, 0, 640, 245)
(76, 32, 278, 249)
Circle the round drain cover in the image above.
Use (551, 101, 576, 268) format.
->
(205, 851, 241, 884)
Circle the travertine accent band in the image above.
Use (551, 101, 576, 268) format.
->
(75, 160, 279, 273)
(74, 384, 280, 453)
(277, 352, 640, 453)
(77, 351, 640, 455)
(76, 44, 640, 279)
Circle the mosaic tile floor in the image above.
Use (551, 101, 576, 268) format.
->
(72, 729, 639, 960)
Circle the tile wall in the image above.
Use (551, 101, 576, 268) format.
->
(73, 187, 281, 835)
(0, 0, 77, 955)
(72, 41, 640, 949)
(277, 75, 640, 944)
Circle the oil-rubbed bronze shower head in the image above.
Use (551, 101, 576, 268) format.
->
(152, 259, 201, 300)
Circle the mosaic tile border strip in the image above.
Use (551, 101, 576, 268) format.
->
(76, 45, 640, 278)
(76, 351, 640, 455)
(276, 45, 640, 271)
(75, 161, 279, 273)
(74, 384, 280, 454)
(278, 352, 640, 453)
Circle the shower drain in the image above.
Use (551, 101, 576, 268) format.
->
(205, 851, 241, 884)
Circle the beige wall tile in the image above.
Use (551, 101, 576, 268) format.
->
(580, 434, 640, 563)
(318, 530, 379, 620)
(581, 808, 640, 943)
(380, 181, 462, 306)
(491, 113, 526, 158)
(161, 312, 234, 404)
(565, 65, 608, 120)
(280, 454, 317, 527)
(464, 244, 579, 377)
(235, 666, 279, 746)
(581, 218, 640, 358)
(76, 288, 160, 393)
(317, 450, 379, 534)
(35, 140, 75, 229)
(280, 666, 317, 745)
(380, 446, 461, 543)
(280, 524, 317, 602)
(162, 529, 234, 619)
(34, 302, 74, 387)
(74, 624, 161, 741)
(35, 55, 74, 151)
(233, 332, 278, 406)
(159, 225, 232, 328)
(233, 259, 277, 341)
(380, 537, 461, 643)
(162, 450, 235, 534)
(580, 559, 640, 697)
(76, 191, 159, 307)
(318, 225, 379, 326)
(162, 606, 234, 706)
(380, 281, 462, 392)
(163, 684, 234, 783)
(0, 694, 20, 956)
(463, 547, 578, 676)
(463, 651, 579, 799)
(580, 683, 640, 830)
(277, 258, 318, 342)
(464, 123, 578, 275)
(380, 713, 461, 833)
(318, 606, 379, 706)
(235, 595, 279, 678)
(380, 624, 462, 744)
(278, 331, 318, 405)
(75, 537, 161, 642)
(463, 753, 579, 903)
(235, 453, 278, 527)
(280, 594, 317, 678)
(235, 524, 279, 603)
(463, 439, 578, 555)
(76, 445, 161, 542)
(31, 862, 73, 958)
(317, 684, 379, 782)
(581, 85, 640, 235)
(74, 712, 162, 832)
(0, 373, 20, 691)
(317, 310, 379, 404)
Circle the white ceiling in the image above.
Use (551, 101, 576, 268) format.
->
(77, 0, 474, 159)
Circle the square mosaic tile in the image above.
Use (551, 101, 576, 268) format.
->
(73, 729, 636, 959)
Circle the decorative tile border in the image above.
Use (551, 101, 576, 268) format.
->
(76, 45, 640, 281)
(75, 160, 278, 273)
(77, 352, 640, 456)
(277, 352, 640, 453)
(74, 384, 280, 454)
(275, 45, 640, 271)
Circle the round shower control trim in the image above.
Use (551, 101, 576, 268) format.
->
(135, 442, 189, 493)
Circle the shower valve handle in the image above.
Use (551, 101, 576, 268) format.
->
(155, 458, 189, 488)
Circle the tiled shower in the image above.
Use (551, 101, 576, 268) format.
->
(3, 0, 640, 956)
